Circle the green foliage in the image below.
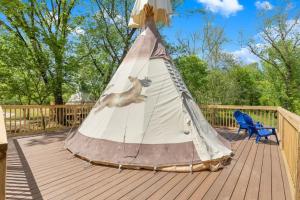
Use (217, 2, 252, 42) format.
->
(175, 55, 264, 106)
(0, 0, 299, 116)
(228, 64, 262, 105)
(175, 55, 208, 103)
(0, 0, 77, 104)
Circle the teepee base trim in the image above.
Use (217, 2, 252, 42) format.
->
(68, 150, 231, 172)
(65, 131, 232, 172)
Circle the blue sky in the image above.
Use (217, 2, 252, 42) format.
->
(1, 0, 298, 64)
(161, 0, 300, 63)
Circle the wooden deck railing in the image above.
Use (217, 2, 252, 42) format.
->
(0, 106, 8, 200)
(201, 105, 299, 200)
(277, 107, 300, 200)
(200, 105, 278, 128)
(1, 104, 300, 199)
(1, 104, 93, 136)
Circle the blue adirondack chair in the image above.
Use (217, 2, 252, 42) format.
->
(233, 110, 249, 134)
(243, 113, 279, 144)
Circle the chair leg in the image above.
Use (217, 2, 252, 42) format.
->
(256, 136, 261, 143)
(249, 132, 253, 139)
(274, 133, 279, 145)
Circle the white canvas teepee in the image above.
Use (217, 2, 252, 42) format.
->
(66, 91, 93, 105)
(65, 1, 232, 172)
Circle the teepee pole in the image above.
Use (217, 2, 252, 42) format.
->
(143, 4, 155, 26)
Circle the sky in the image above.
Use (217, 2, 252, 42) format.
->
(161, 0, 300, 64)
(1, 0, 298, 64)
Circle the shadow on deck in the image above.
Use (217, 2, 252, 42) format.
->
(5, 128, 292, 200)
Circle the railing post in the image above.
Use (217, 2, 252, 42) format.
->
(211, 108, 216, 126)
(296, 129, 300, 200)
(0, 107, 8, 200)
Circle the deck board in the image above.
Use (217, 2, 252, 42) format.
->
(259, 141, 272, 200)
(5, 128, 292, 200)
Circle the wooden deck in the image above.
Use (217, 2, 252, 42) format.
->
(5, 128, 292, 200)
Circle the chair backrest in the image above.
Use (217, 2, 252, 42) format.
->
(243, 113, 255, 126)
(233, 110, 248, 128)
(242, 113, 258, 134)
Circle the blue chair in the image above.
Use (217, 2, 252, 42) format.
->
(243, 113, 279, 144)
(233, 110, 249, 134)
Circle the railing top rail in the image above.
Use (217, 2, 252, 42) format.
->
(278, 107, 300, 132)
(0, 106, 7, 145)
(1, 104, 95, 109)
(200, 105, 278, 111)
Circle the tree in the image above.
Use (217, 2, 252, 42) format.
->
(228, 63, 262, 105)
(248, 9, 300, 111)
(0, 0, 78, 104)
(175, 55, 208, 103)
(75, 0, 185, 96)
(73, 0, 137, 95)
(174, 16, 228, 69)
(0, 34, 49, 104)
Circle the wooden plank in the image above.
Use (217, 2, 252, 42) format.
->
(133, 173, 177, 200)
(217, 141, 256, 200)
(189, 170, 221, 200)
(271, 143, 286, 200)
(5, 139, 38, 200)
(230, 140, 259, 200)
(99, 171, 155, 200)
(174, 171, 210, 200)
(74, 170, 140, 200)
(42, 166, 108, 199)
(161, 173, 198, 199)
(200, 105, 278, 111)
(120, 172, 168, 200)
(259, 141, 272, 200)
(53, 168, 121, 200)
(144, 173, 187, 200)
(278, 148, 293, 200)
(39, 165, 104, 191)
(189, 138, 247, 200)
(201, 139, 252, 200)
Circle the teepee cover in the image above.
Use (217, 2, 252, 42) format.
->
(65, 2, 232, 172)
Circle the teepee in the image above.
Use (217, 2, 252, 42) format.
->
(66, 91, 93, 105)
(65, 0, 232, 172)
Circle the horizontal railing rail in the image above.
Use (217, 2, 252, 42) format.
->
(0, 106, 8, 200)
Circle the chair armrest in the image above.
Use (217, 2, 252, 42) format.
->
(256, 126, 275, 130)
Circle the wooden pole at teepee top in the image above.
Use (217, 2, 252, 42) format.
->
(143, 4, 154, 22)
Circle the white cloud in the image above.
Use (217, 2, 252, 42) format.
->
(255, 19, 300, 43)
(255, 1, 273, 10)
(232, 47, 260, 64)
(197, 0, 243, 17)
(69, 26, 85, 36)
(74, 27, 85, 35)
(96, 11, 125, 25)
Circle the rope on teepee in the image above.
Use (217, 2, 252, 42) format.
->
(131, 77, 167, 161)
